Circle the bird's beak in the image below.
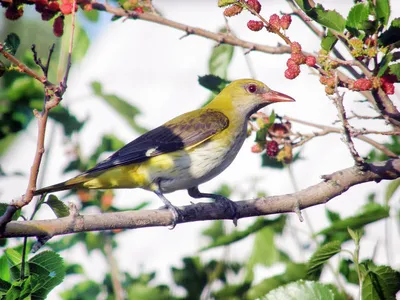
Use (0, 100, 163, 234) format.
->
(261, 90, 295, 103)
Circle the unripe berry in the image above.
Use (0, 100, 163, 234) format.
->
(382, 82, 395, 95)
(380, 75, 397, 95)
(325, 86, 334, 95)
(5, 5, 23, 20)
(266, 141, 279, 157)
(268, 14, 280, 31)
(251, 143, 264, 153)
(319, 76, 328, 85)
(247, 20, 264, 31)
(353, 78, 372, 91)
(290, 53, 306, 65)
(305, 56, 316, 67)
(349, 38, 363, 50)
(326, 77, 335, 88)
(280, 14, 291, 30)
(60, 0, 77, 15)
(290, 41, 302, 54)
(371, 77, 381, 89)
(246, 0, 261, 14)
(223, 4, 243, 17)
(53, 15, 64, 37)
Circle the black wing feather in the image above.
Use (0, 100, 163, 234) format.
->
(87, 110, 229, 174)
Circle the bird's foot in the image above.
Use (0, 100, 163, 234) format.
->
(214, 195, 238, 226)
(162, 203, 182, 230)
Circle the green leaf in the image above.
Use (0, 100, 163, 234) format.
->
(306, 241, 341, 280)
(339, 259, 359, 285)
(375, 0, 390, 26)
(246, 227, 279, 281)
(362, 265, 400, 300)
(0, 278, 11, 293)
(325, 208, 340, 223)
(49, 105, 85, 136)
(346, 3, 370, 33)
(3, 33, 20, 56)
(377, 53, 393, 77)
(321, 30, 338, 51)
(217, 0, 237, 8)
(316, 202, 389, 236)
(91, 82, 147, 134)
(379, 18, 400, 46)
(60, 280, 101, 300)
(294, 0, 345, 32)
(198, 74, 231, 94)
(28, 251, 65, 298)
(261, 280, 335, 300)
(389, 63, 400, 81)
(83, 9, 99, 22)
(46, 195, 70, 218)
(202, 220, 225, 242)
(385, 178, 400, 204)
(208, 34, 234, 78)
(4, 249, 22, 281)
(200, 216, 286, 251)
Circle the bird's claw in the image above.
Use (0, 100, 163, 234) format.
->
(215, 195, 238, 226)
(166, 205, 182, 230)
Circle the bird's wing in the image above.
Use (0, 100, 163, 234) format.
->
(87, 109, 229, 173)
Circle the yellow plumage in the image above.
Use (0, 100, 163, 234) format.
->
(34, 79, 295, 226)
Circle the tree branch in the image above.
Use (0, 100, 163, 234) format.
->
(1, 159, 399, 238)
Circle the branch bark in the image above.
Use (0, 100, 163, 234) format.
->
(1, 158, 399, 239)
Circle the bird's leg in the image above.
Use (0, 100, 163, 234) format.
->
(188, 186, 238, 226)
(153, 189, 181, 229)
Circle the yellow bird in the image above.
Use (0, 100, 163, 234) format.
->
(34, 79, 294, 226)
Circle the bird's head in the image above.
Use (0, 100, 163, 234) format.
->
(207, 79, 295, 117)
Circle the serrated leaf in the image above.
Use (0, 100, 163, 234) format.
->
(346, 3, 370, 33)
(362, 265, 400, 300)
(3, 33, 20, 56)
(46, 195, 70, 218)
(217, 0, 237, 8)
(4, 249, 22, 281)
(261, 280, 335, 300)
(321, 30, 338, 51)
(379, 18, 400, 46)
(200, 216, 286, 251)
(208, 34, 234, 78)
(28, 251, 65, 298)
(375, 0, 390, 26)
(377, 53, 393, 77)
(294, 1, 345, 32)
(316, 202, 389, 236)
(306, 241, 341, 279)
(389, 63, 400, 81)
(198, 74, 230, 94)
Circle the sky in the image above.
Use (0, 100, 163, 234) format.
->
(1, 0, 400, 298)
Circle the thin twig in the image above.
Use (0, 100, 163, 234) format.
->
(284, 116, 398, 158)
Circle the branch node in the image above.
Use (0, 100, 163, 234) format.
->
(68, 202, 80, 218)
(293, 200, 304, 222)
(32, 235, 53, 253)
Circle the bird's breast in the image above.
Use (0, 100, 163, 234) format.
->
(156, 124, 247, 193)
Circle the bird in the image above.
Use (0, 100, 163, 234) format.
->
(34, 79, 295, 227)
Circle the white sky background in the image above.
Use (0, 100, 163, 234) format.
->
(1, 0, 400, 298)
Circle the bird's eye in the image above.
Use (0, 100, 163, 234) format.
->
(247, 84, 257, 93)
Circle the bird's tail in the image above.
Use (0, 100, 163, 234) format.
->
(33, 174, 91, 196)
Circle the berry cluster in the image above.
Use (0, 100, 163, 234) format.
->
(347, 75, 397, 95)
(2, 0, 93, 37)
(349, 37, 378, 60)
(284, 42, 316, 80)
(267, 14, 292, 32)
(319, 75, 336, 95)
(250, 113, 293, 162)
